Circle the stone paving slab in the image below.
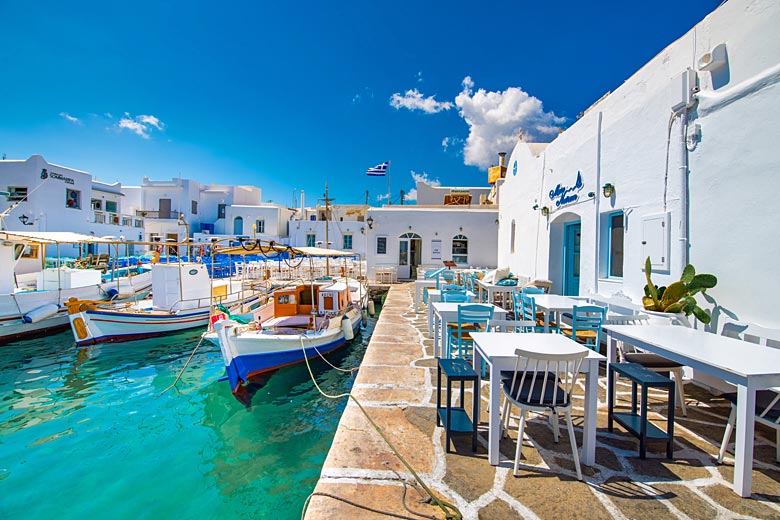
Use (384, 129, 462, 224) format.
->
(305, 283, 780, 520)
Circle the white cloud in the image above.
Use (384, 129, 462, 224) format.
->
(441, 137, 450, 150)
(389, 89, 453, 114)
(118, 113, 165, 139)
(352, 87, 374, 104)
(416, 71, 423, 83)
(411, 170, 441, 187)
(59, 112, 81, 124)
(454, 76, 565, 168)
(441, 136, 464, 152)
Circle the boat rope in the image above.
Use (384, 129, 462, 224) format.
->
(297, 335, 462, 520)
(158, 332, 207, 397)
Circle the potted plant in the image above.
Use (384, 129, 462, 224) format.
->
(643, 257, 717, 324)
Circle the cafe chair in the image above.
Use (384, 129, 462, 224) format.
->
(489, 319, 537, 333)
(501, 347, 588, 480)
(448, 304, 494, 359)
(515, 293, 551, 333)
(560, 305, 607, 351)
(606, 313, 687, 416)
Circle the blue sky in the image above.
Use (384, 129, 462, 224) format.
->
(0, 0, 721, 206)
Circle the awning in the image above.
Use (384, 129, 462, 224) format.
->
(0, 231, 116, 244)
(217, 242, 357, 257)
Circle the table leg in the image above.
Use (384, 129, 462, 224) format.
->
(427, 304, 434, 339)
(582, 360, 598, 466)
(544, 311, 550, 333)
(434, 312, 441, 358)
(734, 384, 757, 497)
(414, 284, 420, 313)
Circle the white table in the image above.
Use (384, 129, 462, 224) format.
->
(426, 289, 476, 337)
(414, 279, 438, 313)
(471, 332, 604, 467)
(530, 294, 586, 332)
(603, 324, 780, 497)
(475, 279, 522, 309)
(431, 302, 508, 358)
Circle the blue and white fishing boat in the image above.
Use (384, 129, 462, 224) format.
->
(66, 261, 262, 346)
(210, 242, 367, 402)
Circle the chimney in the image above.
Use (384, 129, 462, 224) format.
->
(498, 152, 506, 169)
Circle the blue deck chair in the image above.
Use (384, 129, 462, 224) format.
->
(560, 305, 606, 351)
(448, 304, 494, 360)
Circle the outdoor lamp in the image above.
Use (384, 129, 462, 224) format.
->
(366, 216, 374, 229)
(541, 206, 550, 217)
(602, 183, 615, 198)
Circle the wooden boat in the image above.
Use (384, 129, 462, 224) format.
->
(213, 277, 365, 402)
(0, 231, 152, 343)
(66, 262, 262, 346)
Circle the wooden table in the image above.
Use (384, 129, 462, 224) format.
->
(471, 332, 604, 466)
(431, 302, 507, 358)
(604, 324, 780, 497)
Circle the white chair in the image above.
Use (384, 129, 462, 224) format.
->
(606, 313, 687, 416)
(717, 319, 780, 463)
(501, 347, 588, 480)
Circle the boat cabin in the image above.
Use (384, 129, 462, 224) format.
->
(272, 281, 350, 318)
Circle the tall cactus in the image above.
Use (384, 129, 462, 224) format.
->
(643, 257, 717, 324)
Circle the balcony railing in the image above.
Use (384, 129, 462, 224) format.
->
(93, 211, 144, 228)
(135, 210, 182, 220)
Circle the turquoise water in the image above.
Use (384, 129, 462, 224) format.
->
(0, 316, 376, 520)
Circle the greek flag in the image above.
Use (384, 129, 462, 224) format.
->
(366, 162, 388, 176)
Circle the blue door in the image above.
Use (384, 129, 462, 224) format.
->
(563, 222, 581, 296)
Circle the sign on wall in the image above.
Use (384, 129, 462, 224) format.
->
(431, 240, 442, 260)
(549, 171, 584, 208)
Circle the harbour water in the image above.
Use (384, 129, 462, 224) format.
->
(0, 313, 377, 520)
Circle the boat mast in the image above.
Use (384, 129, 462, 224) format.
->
(319, 183, 335, 277)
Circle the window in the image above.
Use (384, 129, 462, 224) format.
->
(218, 204, 226, 219)
(255, 219, 265, 234)
(66, 189, 81, 209)
(452, 234, 468, 264)
(191, 200, 198, 215)
(306, 233, 316, 247)
(608, 212, 624, 277)
(510, 220, 516, 253)
(233, 216, 243, 235)
(105, 201, 117, 213)
(91, 199, 102, 210)
(7, 186, 27, 202)
(376, 236, 387, 255)
(343, 234, 352, 250)
(21, 244, 39, 259)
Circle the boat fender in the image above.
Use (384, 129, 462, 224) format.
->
(361, 309, 368, 327)
(367, 300, 376, 316)
(23, 303, 60, 324)
(341, 316, 354, 341)
(106, 288, 119, 300)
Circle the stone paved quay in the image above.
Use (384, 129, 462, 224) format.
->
(305, 283, 780, 519)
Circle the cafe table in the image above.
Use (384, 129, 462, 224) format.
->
(603, 324, 780, 497)
(474, 278, 523, 309)
(530, 294, 587, 332)
(470, 332, 604, 466)
(431, 302, 507, 358)
(414, 279, 439, 313)
(426, 289, 476, 337)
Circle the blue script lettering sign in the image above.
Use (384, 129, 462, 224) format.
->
(549, 171, 584, 208)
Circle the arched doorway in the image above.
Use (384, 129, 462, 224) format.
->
(233, 216, 243, 235)
(548, 212, 581, 296)
(398, 232, 422, 279)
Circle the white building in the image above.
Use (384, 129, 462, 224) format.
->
(290, 201, 369, 258)
(498, 0, 780, 328)
(366, 168, 502, 279)
(0, 155, 144, 255)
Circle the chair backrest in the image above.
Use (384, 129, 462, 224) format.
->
(571, 305, 607, 350)
(442, 291, 469, 303)
(465, 273, 475, 293)
(603, 313, 651, 326)
(489, 318, 536, 333)
(521, 287, 544, 295)
(441, 283, 465, 292)
(720, 318, 780, 350)
(442, 270, 455, 282)
(457, 304, 495, 328)
(508, 347, 587, 407)
(518, 293, 539, 332)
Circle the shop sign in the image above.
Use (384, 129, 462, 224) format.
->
(549, 171, 583, 208)
(41, 168, 75, 185)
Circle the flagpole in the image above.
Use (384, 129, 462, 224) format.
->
(386, 160, 391, 206)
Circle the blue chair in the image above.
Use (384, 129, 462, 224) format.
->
(560, 305, 606, 351)
(448, 304, 494, 359)
(442, 290, 469, 303)
(441, 283, 465, 292)
(516, 293, 548, 332)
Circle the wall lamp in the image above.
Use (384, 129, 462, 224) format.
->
(541, 206, 550, 217)
(18, 214, 33, 226)
(360, 227, 365, 235)
(602, 183, 615, 198)
(532, 204, 539, 210)
(366, 216, 374, 229)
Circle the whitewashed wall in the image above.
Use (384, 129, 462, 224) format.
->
(498, 0, 780, 327)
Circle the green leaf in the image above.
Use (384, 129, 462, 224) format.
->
(660, 282, 685, 304)
(683, 296, 697, 314)
(692, 274, 717, 289)
(681, 264, 695, 284)
(692, 305, 711, 324)
(664, 301, 686, 313)
(642, 296, 659, 311)
(657, 286, 667, 300)
(644, 284, 651, 298)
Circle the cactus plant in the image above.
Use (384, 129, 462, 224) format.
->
(643, 257, 717, 324)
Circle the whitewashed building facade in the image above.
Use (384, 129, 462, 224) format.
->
(498, 0, 780, 328)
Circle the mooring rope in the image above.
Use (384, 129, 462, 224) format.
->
(297, 334, 463, 520)
(158, 332, 207, 397)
